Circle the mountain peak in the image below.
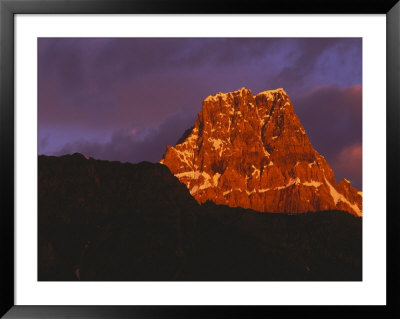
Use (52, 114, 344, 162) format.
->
(67, 152, 91, 160)
(204, 87, 253, 103)
(203, 87, 289, 104)
(257, 87, 288, 97)
(161, 87, 362, 216)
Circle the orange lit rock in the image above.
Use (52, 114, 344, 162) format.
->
(161, 88, 362, 216)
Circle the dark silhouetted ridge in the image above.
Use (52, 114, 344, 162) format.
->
(39, 154, 362, 281)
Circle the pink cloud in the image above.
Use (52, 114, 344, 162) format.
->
(128, 128, 137, 136)
(333, 143, 362, 186)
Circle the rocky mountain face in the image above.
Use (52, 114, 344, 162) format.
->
(161, 88, 362, 216)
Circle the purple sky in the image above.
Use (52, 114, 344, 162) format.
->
(38, 38, 362, 189)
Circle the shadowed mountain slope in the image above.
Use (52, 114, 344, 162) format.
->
(38, 154, 361, 281)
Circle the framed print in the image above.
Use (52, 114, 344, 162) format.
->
(1, 0, 399, 318)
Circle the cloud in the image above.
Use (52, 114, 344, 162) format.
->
(332, 143, 362, 189)
(294, 84, 362, 189)
(274, 38, 362, 94)
(53, 108, 196, 164)
(38, 38, 362, 132)
(39, 38, 362, 189)
(39, 136, 49, 150)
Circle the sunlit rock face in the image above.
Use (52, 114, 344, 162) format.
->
(161, 88, 362, 216)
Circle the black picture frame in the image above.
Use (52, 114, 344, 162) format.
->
(1, 0, 399, 317)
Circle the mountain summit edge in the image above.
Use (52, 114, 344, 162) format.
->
(160, 87, 362, 216)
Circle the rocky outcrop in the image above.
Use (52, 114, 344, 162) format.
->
(161, 88, 362, 216)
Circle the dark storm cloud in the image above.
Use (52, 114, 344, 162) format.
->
(38, 38, 361, 129)
(333, 143, 362, 189)
(274, 38, 362, 94)
(171, 38, 283, 68)
(38, 38, 362, 188)
(53, 108, 196, 164)
(276, 39, 336, 86)
(39, 136, 49, 150)
(295, 85, 362, 188)
(39, 38, 281, 97)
